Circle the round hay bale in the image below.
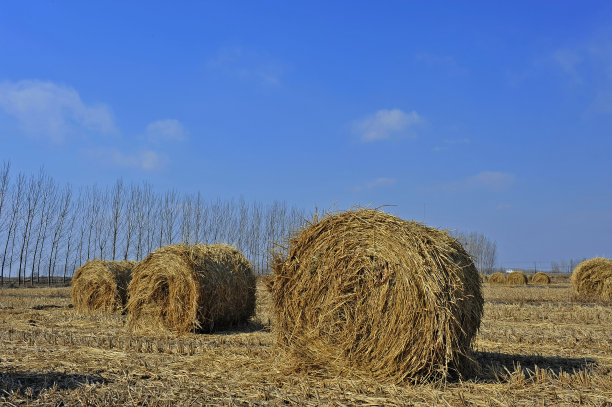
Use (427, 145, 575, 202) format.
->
(488, 272, 506, 285)
(602, 277, 612, 302)
(126, 243, 256, 334)
(571, 257, 612, 301)
(531, 272, 551, 285)
(71, 260, 136, 313)
(506, 270, 528, 285)
(269, 209, 483, 382)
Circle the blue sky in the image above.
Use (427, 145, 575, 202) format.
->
(1, 1, 611, 267)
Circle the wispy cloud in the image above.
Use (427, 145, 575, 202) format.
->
(351, 177, 396, 192)
(0, 80, 116, 143)
(552, 49, 583, 84)
(466, 171, 515, 191)
(433, 137, 471, 151)
(86, 148, 167, 171)
(433, 171, 515, 193)
(207, 47, 285, 86)
(353, 109, 422, 142)
(415, 53, 466, 75)
(146, 119, 187, 142)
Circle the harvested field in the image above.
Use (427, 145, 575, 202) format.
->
(0, 279, 610, 406)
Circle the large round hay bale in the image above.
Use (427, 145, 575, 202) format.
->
(488, 272, 506, 284)
(571, 257, 612, 301)
(269, 209, 483, 382)
(126, 243, 256, 334)
(531, 272, 551, 285)
(602, 278, 612, 302)
(507, 270, 528, 285)
(71, 260, 136, 313)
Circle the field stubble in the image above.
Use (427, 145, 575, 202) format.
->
(0, 280, 610, 406)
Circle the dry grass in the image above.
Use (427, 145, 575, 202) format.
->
(70, 260, 136, 313)
(571, 257, 612, 302)
(270, 209, 483, 382)
(126, 243, 256, 334)
(0, 278, 611, 405)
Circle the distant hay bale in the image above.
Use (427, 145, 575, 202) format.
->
(571, 257, 612, 301)
(71, 260, 136, 313)
(269, 209, 483, 382)
(506, 270, 528, 285)
(480, 274, 488, 283)
(126, 244, 256, 334)
(531, 272, 551, 285)
(488, 272, 506, 285)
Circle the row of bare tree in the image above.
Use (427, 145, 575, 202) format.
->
(0, 162, 305, 285)
(453, 231, 498, 274)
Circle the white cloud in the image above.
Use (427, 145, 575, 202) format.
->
(0, 80, 116, 143)
(146, 119, 187, 142)
(353, 109, 422, 142)
(352, 177, 396, 192)
(207, 47, 284, 86)
(87, 148, 167, 171)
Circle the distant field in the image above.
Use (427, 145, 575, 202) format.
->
(0, 280, 610, 406)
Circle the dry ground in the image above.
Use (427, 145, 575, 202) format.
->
(0, 279, 610, 406)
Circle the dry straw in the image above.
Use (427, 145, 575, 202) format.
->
(531, 272, 551, 285)
(126, 244, 256, 334)
(71, 260, 136, 313)
(480, 274, 488, 283)
(488, 272, 506, 285)
(571, 257, 612, 302)
(269, 208, 483, 382)
(506, 270, 528, 285)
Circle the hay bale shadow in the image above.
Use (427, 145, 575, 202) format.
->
(0, 371, 106, 399)
(474, 351, 596, 382)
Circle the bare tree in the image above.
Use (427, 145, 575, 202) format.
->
(18, 171, 44, 285)
(47, 185, 71, 284)
(109, 179, 124, 260)
(123, 183, 138, 260)
(454, 231, 497, 274)
(31, 176, 56, 283)
(0, 161, 9, 232)
(1, 172, 23, 285)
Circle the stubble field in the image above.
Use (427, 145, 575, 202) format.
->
(0, 278, 611, 406)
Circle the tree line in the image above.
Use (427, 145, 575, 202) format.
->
(453, 231, 498, 274)
(0, 162, 305, 285)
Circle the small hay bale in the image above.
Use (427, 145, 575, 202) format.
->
(531, 272, 551, 285)
(488, 272, 506, 285)
(571, 257, 612, 301)
(506, 270, 528, 285)
(126, 243, 256, 334)
(270, 209, 483, 382)
(71, 260, 136, 313)
(480, 274, 488, 283)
